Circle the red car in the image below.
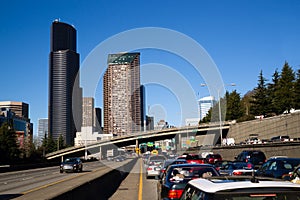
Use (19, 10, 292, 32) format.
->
(206, 154, 222, 164)
(185, 154, 205, 164)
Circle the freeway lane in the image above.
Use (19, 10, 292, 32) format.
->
(0, 160, 123, 199)
(110, 158, 158, 200)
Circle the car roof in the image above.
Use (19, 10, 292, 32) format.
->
(267, 157, 300, 161)
(169, 163, 213, 168)
(242, 150, 263, 153)
(188, 177, 300, 193)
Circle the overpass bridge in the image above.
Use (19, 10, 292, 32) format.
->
(45, 122, 232, 161)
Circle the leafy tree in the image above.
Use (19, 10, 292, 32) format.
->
(294, 69, 300, 110)
(237, 91, 255, 122)
(275, 62, 295, 113)
(0, 122, 20, 163)
(251, 70, 271, 116)
(240, 90, 254, 116)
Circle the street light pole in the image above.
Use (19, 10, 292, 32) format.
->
(217, 89, 223, 145)
(200, 83, 236, 145)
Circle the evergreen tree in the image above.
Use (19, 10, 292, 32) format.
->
(57, 134, 65, 150)
(294, 69, 300, 110)
(47, 136, 56, 153)
(0, 122, 20, 163)
(267, 69, 281, 115)
(251, 70, 271, 116)
(41, 134, 56, 154)
(275, 62, 295, 113)
(200, 108, 212, 123)
(226, 90, 244, 120)
(200, 93, 227, 123)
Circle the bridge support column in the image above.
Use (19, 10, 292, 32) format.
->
(135, 139, 139, 155)
(179, 133, 182, 150)
(99, 146, 102, 160)
(61, 155, 64, 162)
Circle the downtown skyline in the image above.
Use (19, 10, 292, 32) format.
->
(1, 0, 300, 137)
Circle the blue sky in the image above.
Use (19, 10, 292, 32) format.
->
(1, 0, 300, 136)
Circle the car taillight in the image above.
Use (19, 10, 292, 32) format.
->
(168, 189, 184, 199)
(247, 163, 253, 169)
(147, 167, 153, 171)
(233, 171, 243, 175)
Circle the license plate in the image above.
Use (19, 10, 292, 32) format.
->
(64, 165, 72, 170)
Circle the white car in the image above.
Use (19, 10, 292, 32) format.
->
(146, 160, 163, 179)
(180, 176, 300, 199)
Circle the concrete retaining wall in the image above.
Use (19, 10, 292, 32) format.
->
(188, 142, 300, 161)
(227, 111, 300, 143)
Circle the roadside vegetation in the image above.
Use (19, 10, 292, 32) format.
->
(201, 61, 300, 123)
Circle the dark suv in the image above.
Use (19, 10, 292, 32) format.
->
(235, 150, 266, 167)
(256, 157, 300, 179)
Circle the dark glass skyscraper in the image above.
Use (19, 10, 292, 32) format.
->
(49, 20, 82, 146)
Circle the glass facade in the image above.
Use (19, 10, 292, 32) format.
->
(199, 96, 215, 120)
(49, 20, 82, 145)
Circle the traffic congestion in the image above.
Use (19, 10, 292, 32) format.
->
(141, 148, 300, 200)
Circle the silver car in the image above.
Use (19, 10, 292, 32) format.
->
(146, 160, 163, 179)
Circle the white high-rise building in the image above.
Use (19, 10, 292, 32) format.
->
(37, 118, 48, 147)
(199, 96, 215, 119)
(74, 97, 112, 147)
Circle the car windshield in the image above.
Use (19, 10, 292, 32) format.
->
(225, 162, 253, 170)
(186, 155, 200, 160)
(148, 160, 163, 166)
(64, 158, 77, 163)
(169, 166, 218, 182)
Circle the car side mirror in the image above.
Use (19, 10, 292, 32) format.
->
(282, 174, 291, 181)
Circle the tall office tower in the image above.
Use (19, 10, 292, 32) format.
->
(94, 107, 102, 132)
(49, 20, 82, 146)
(0, 101, 29, 119)
(199, 96, 215, 119)
(37, 118, 48, 146)
(82, 97, 94, 127)
(140, 85, 146, 130)
(103, 53, 141, 136)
